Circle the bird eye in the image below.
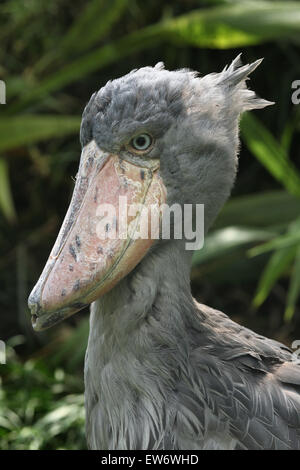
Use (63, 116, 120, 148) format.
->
(130, 133, 153, 152)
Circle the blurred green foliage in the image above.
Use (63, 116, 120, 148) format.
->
(0, 338, 86, 450)
(0, 0, 300, 450)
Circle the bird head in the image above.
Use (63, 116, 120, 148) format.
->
(28, 55, 273, 330)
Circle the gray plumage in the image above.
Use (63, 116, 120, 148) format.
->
(82, 56, 300, 450)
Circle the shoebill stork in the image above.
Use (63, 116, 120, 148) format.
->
(28, 56, 300, 450)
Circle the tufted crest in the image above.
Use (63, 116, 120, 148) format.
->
(217, 53, 274, 111)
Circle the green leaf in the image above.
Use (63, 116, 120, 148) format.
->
(249, 215, 300, 257)
(8, 24, 164, 112)
(241, 113, 300, 197)
(0, 158, 16, 222)
(280, 120, 295, 154)
(252, 215, 300, 308)
(249, 232, 300, 257)
(253, 244, 298, 307)
(0, 116, 80, 151)
(62, 0, 127, 55)
(285, 246, 300, 321)
(10, 1, 300, 111)
(34, 0, 128, 74)
(165, 1, 300, 49)
(192, 226, 277, 266)
(214, 191, 300, 230)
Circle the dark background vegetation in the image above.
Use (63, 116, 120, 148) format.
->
(0, 0, 300, 449)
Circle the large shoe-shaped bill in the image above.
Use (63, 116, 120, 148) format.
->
(28, 140, 166, 330)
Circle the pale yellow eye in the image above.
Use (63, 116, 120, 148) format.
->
(130, 133, 153, 152)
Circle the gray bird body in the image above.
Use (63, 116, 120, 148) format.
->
(29, 56, 300, 449)
(85, 241, 300, 450)
(83, 58, 300, 450)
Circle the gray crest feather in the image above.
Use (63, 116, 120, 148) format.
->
(219, 54, 274, 111)
(154, 61, 165, 70)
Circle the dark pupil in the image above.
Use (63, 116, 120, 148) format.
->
(136, 136, 146, 147)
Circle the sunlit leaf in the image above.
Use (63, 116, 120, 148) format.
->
(10, 1, 300, 111)
(192, 226, 277, 266)
(249, 216, 300, 257)
(166, 1, 300, 49)
(248, 232, 300, 257)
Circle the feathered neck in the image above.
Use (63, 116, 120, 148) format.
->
(85, 240, 197, 448)
(89, 240, 194, 349)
